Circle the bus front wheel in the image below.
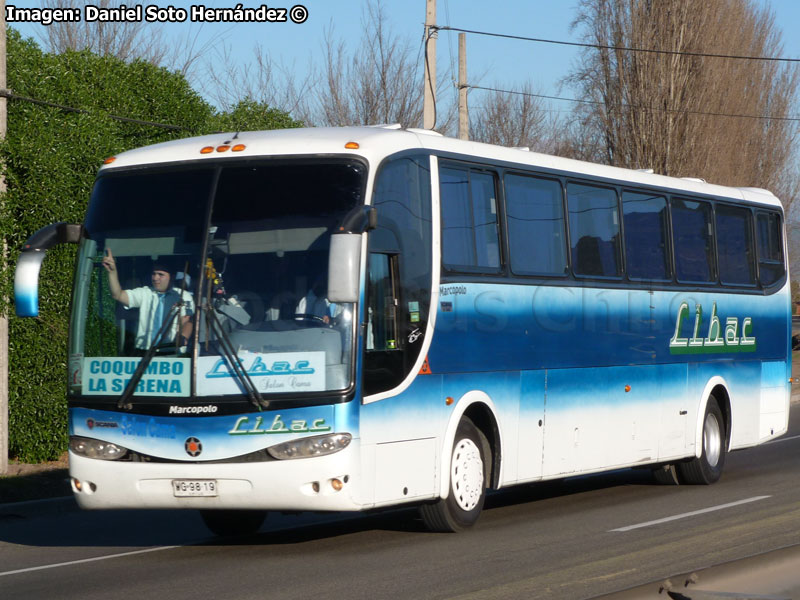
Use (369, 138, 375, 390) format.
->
(678, 398, 726, 485)
(199, 509, 267, 537)
(420, 418, 487, 532)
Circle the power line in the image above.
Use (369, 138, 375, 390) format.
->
(468, 84, 800, 123)
(0, 89, 190, 131)
(433, 25, 800, 64)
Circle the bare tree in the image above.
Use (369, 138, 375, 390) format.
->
(200, 43, 315, 120)
(568, 0, 800, 208)
(38, 0, 218, 81)
(199, 0, 450, 128)
(313, 1, 430, 129)
(469, 83, 551, 150)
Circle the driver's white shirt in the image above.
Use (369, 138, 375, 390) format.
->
(126, 286, 194, 349)
(296, 290, 332, 319)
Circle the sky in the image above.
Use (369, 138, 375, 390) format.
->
(8, 0, 800, 119)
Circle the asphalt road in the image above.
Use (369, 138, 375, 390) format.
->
(1, 408, 800, 600)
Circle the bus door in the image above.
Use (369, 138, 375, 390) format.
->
(516, 370, 546, 481)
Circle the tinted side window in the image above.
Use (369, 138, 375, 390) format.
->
(505, 173, 567, 276)
(567, 183, 621, 278)
(716, 205, 755, 286)
(440, 166, 501, 272)
(672, 198, 715, 283)
(757, 211, 785, 286)
(622, 192, 670, 281)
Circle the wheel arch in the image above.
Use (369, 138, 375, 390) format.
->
(694, 376, 732, 458)
(438, 391, 503, 499)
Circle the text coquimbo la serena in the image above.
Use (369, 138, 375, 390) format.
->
(5, 4, 309, 26)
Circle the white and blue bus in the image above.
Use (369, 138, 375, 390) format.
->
(15, 125, 791, 535)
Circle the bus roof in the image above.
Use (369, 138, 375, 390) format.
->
(100, 124, 782, 209)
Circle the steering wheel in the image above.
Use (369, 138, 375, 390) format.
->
(294, 313, 331, 327)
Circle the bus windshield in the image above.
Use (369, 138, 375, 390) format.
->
(69, 159, 365, 400)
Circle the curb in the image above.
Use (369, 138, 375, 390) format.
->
(598, 543, 800, 599)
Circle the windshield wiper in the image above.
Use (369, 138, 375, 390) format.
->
(117, 301, 185, 410)
(203, 300, 268, 410)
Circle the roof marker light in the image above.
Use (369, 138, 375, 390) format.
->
(200, 146, 214, 154)
(216, 145, 230, 153)
(232, 144, 246, 152)
(345, 142, 359, 149)
(103, 157, 116, 165)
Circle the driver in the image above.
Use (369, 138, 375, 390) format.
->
(295, 278, 339, 324)
(102, 248, 194, 351)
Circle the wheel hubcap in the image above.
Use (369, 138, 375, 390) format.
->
(451, 438, 483, 511)
(704, 412, 722, 467)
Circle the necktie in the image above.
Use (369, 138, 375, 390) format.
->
(152, 294, 165, 345)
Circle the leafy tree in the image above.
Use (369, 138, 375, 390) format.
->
(1, 30, 298, 461)
(210, 98, 303, 133)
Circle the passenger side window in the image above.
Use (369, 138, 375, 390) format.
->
(505, 173, 567, 276)
(440, 166, 501, 272)
(756, 211, 785, 286)
(567, 183, 621, 278)
(622, 192, 671, 281)
(716, 205, 755, 286)
(671, 198, 715, 283)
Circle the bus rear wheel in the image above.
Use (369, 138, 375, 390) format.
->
(420, 418, 487, 532)
(200, 509, 266, 537)
(678, 398, 726, 485)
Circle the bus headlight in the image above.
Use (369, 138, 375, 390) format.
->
(267, 433, 352, 460)
(70, 436, 128, 460)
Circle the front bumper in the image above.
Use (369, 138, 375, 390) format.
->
(68, 440, 363, 512)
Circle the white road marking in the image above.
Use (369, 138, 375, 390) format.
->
(0, 545, 182, 578)
(0, 510, 357, 579)
(610, 495, 771, 532)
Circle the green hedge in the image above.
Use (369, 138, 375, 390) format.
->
(1, 30, 300, 461)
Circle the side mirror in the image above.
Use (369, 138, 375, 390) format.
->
(15, 222, 83, 317)
(328, 233, 361, 303)
(327, 206, 376, 303)
(337, 205, 377, 234)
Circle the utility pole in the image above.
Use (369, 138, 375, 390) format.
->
(423, 0, 436, 130)
(0, 0, 9, 475)
(458, 33, 468, 141)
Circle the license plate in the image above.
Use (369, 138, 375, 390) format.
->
(172, 479, 218, 497)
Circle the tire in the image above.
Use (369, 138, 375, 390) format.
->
(677, 398, 726, 485)
(199, 509, 266, 537)
(420, 418, 488, 532)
